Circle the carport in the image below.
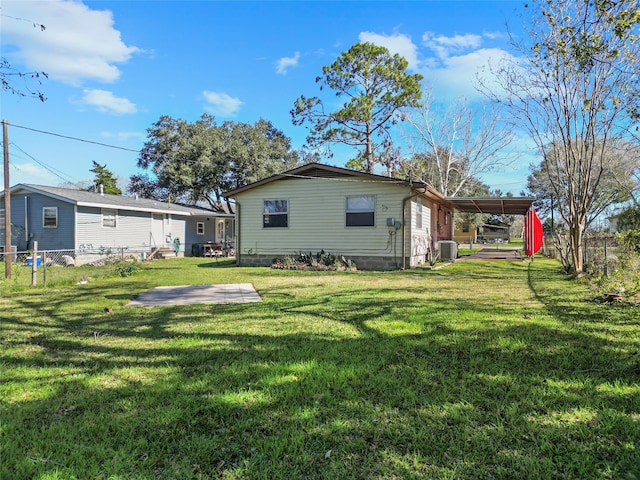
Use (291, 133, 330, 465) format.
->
(446, 196, 536, 261)
(447, 197, 535, 216)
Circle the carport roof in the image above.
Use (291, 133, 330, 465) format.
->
(447, 197, 535, 215)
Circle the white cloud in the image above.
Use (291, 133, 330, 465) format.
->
(359, 31, 419, 69)
(2, 0, 140, 85)
(202, 91, 243, 117)
(100, 131, 146, 141)
(10, 162, 59, 185)
(422, 32, 483, 60)
(81, 89, 137, 114)
(276, 52, 300, 75)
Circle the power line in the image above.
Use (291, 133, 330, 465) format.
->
(7, 122, 141, 153)
(9, 142, 79, 184)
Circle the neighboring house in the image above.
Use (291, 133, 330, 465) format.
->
(607, 213, 621, 233)
(478, 223, 511, 243)
(0, 184, 233, 264)
(453, 221, 479, 244)
(223, 163, 455, 270)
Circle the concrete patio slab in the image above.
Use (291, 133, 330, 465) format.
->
(126, 283, 262, 307)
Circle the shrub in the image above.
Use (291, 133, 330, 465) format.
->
(112, 260, 142, 277)
(589, 229, 640, 303)
(272, 250, 357, 271)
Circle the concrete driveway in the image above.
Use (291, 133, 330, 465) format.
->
(457, 247, 523, 261)
(126, 283, 262, 307)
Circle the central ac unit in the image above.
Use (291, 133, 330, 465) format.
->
(438, 240, 458, 261)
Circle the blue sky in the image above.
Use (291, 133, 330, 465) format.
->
(1, 0, 535, 195)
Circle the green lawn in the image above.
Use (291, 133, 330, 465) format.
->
(1, 258, 639, 479)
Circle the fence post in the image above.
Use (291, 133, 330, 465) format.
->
(604, 236, 608, 278)
(31, 241, 38, 287)
(43, 250, 47, 287)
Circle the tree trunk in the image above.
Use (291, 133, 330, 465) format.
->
(366, 123, 374, 173)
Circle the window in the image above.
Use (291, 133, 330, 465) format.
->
(0, 209, 5, 226)
(462, 223, 470, 233)
(196, 222, 205, 235)
(102, 208, 117, 228)
(43, 207, 58, 228)
(263, 199, 288, 228)
(346, 195, 375, 227)
(416, 198, 423, 229)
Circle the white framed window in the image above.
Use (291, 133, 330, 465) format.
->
(43, 207, 58, 228)
(263, 199, 288, 228)
(416, 198, 423, 229)
(196, 222, 205, 235)
(102, 208, 117, 228)
(346, 195, 375, 227)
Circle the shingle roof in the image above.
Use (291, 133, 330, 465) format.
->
(4, 184, 230, 216)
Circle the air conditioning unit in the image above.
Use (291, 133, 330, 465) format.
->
(0, 245, 17, 261)
(438, 240, 458, 261)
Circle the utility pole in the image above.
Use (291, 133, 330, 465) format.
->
(3, 120, 11, 279)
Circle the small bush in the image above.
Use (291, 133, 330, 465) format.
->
(112, 260, 142, 277)
(272, 250, 357, 271)
(589, 229, 640, 303)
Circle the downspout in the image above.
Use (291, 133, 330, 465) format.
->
(235, 202, 241, 266)
(24, 196, 28, 244)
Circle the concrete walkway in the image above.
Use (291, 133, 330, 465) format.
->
(126, 283, 262, 307)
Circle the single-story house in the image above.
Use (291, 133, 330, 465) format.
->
(0, 184, 234, 264)
(223, 163, 456, 270)
(223, 163, 535, 270)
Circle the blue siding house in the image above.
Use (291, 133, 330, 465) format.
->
(1, 184, 234, 263)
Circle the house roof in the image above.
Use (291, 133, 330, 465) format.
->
(223, 163, 535, 215)
(447, 196, 535, 215)
(222, 162, 445, 199)
(3, 184, 231, 217)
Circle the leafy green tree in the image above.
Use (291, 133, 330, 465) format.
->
(129, 114, 298, 210)
(617, 206, 640, 231)
(292, 42, 423, 174)
(483, 0, 640, 273)
(87, 161, 121, 195)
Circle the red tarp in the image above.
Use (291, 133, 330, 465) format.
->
(524, 208, 543, 257)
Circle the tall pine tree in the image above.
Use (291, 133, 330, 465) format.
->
(87, 161, 122, 195)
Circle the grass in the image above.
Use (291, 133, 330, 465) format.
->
(1, 257, 639, 479)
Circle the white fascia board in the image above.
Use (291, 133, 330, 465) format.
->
(76, 201, 192, 216)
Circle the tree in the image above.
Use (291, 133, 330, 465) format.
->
(482, 0, 640, 273)
(399, 89, 514, 197)
(291, 42, 423, 174)
(1, 15, 47, 101)
(129, 114, 298, 210)
(87, 161, 122, 195)
(616, 206, 640, 231)
(526, 142, 635, 220)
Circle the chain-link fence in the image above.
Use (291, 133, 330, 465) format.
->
(543, 233, 621, 276)
(0, 246, 154, 269)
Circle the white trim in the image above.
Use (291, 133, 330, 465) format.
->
(101, 208, 117, 228)
(42, 206, 58, 228)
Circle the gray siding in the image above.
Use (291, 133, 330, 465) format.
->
(76, 206, 152, 249)
(75, 208, 187, 252)
(5, 193, 75, 250)
(184, 215, 235, 256)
